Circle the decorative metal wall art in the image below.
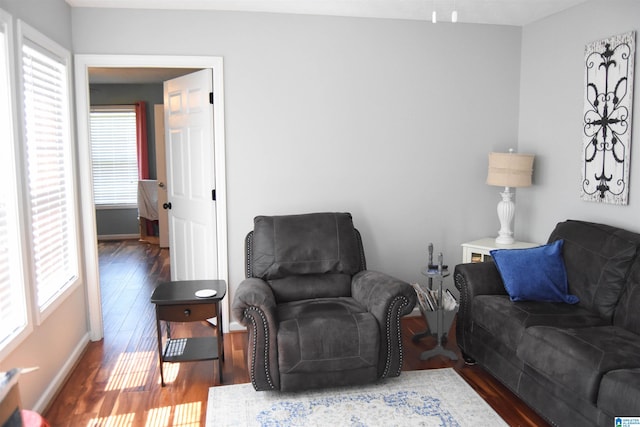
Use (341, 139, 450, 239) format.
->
(582, 31, 635, 205)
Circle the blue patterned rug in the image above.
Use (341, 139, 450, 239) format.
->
(206, 368, 508, 426)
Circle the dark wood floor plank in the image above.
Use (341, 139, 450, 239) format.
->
(43, 240, 549, 426)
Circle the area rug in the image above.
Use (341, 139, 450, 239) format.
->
(205, 368, 508, 426)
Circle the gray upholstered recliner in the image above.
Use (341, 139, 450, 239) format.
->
(232, 212, 416, 391)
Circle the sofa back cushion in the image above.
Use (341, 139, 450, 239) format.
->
(614, 256, 640, 335)
(249, 212, 365, 283)
(548, 220, 640, 321)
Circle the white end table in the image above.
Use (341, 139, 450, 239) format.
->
(461, 238, 539, 263)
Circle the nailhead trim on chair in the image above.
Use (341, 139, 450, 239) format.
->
(454, 271, 470, 352)
(244, 306, 275, 390)
(382, 295, 410, 378)
(245, 232, 254, 278)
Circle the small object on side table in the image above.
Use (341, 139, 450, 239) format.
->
(150, 279, 226, 386)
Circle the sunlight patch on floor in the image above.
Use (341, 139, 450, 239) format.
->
(87, 412, 135, 427)
(86, 402, 202, 427)
(159, 362, 180, 384)
(172, 402, 202, 427)
(145, 406, 171, 426)
(105, 351, 154, 391)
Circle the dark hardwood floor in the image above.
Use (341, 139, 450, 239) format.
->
(43, 240, 549, 426)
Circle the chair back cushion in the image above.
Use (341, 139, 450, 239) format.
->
(247, 213, 365, 300)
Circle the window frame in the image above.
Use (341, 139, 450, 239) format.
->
(89, 104, 139, 209)
(0, 8, 32, 360)
(17, 19, 82, 323)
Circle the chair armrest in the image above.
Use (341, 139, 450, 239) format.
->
(231, 278, 280, 390)
(352, 270, 416, 378)
(232, 277, 277, 323)
(453, 262, 506, 355)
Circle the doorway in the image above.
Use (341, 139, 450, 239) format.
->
(75, 55, 228, 341)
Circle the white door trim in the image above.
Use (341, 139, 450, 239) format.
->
(74, 54, 228, 339)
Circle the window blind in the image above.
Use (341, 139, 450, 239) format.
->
(22, 37, 78, 310)
(0, 13, 27, 349)
(89, 107, 138, 206)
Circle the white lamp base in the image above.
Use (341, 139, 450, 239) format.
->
(496, 188, 515, 245)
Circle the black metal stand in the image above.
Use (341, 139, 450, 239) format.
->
(413, 268, 458, 361)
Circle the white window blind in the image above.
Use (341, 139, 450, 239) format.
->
(0, 10, 27, 349)
(89, 106, 139, 206)
(21, 33, 79, 310)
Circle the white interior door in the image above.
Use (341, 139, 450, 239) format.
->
(153, 104, 169, 248)
(164, 69, 217, 280)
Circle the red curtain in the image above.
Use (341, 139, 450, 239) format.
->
(135, 101, 149, 179)
(135, 101, 155, 237)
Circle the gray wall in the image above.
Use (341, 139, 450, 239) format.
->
(90, 83, 164, 236)
(0, 0, 71, 48)
(518, 0, 640, 242)
(0, 0, 89, 411)
(72, 8, 523, 312)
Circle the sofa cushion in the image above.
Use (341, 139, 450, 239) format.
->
(276, 297, 379, 374)
(548, 220, 640, 321)
(598, 368, 640, 417)
(490, 240, 578, 303)
(472, 295, 608, 351)
(518, 325, 640, 404)
(614, 256, 640, 335)
(252, 212, 363, 280)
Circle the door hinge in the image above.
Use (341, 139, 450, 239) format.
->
(212, 189, 216, 201)
(209, 92, 214, 104)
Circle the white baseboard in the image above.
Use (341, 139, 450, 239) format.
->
(408, 306, 421, 317)
(33, 333, 90, 413)
(97, 233, 139, 240)
(229, 320, 245, 332)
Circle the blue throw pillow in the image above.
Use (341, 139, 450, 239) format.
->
(490, 240, 579, 304)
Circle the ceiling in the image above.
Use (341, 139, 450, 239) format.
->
(67, 0, 589, 27)
(82, 0, 589, 84)
(89, 67, 200, 84)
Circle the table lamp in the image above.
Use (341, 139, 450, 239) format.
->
(486, 150, 534, 245)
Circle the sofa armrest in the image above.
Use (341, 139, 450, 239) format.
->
(352, 270, 416, 378)
(454, 262, 506, 297)
(231, 278, 280, 390)
(454, 262, 506, 356)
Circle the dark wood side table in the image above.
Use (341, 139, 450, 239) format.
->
(150, 280, 226, 386)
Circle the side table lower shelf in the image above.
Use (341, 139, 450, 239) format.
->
(163, 337, 219, 363)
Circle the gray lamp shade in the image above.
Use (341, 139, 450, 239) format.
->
(487, 152, 534, 188)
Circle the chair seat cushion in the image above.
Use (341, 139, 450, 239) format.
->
(517, 325, 640, 403)
(277, 297, 379, 375)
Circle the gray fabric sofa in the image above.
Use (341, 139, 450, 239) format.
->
(454, 220, 640, 426)
(232, 212, 416, 391)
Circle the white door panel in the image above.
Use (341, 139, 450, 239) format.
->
(164, 69, 217, 281)
(153, 105, 169, 248)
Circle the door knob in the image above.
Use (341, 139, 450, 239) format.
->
(163, 202, 172, 210)
(158, 182, 165, 188)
